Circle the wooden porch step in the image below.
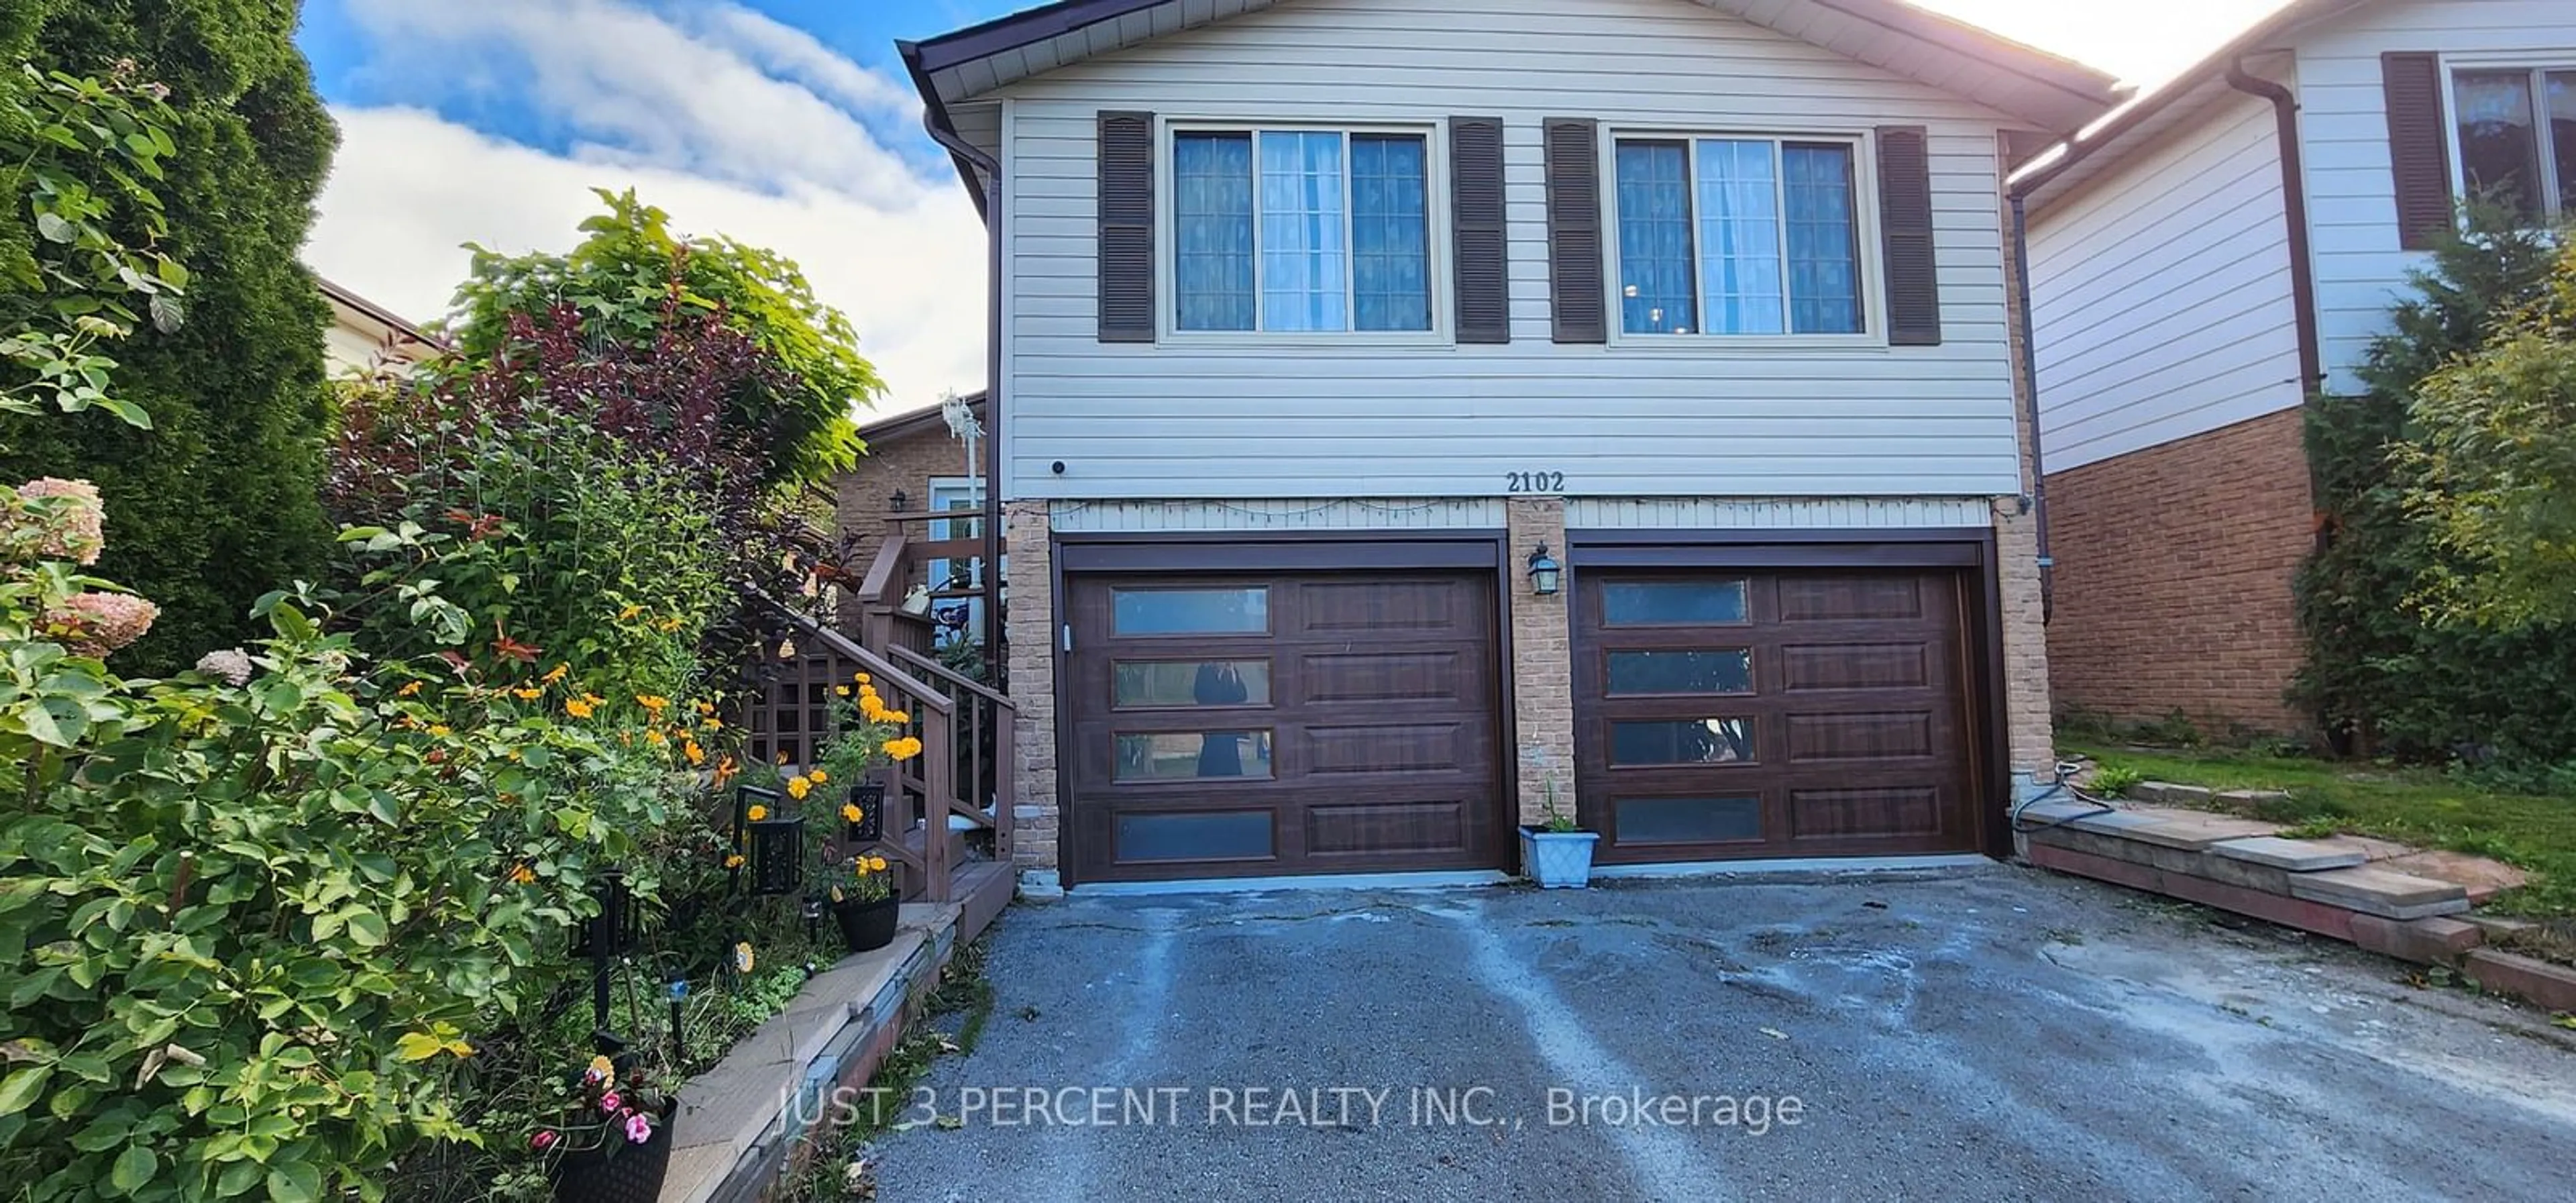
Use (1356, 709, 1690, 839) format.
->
(955, 860, 1013, 944)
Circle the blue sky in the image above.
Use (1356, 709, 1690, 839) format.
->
(290, 0, 2288, 416)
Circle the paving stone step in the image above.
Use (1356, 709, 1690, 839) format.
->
(2286, 866, 2471, 920)
(2211, 836, 2371, 872)
(2115, 813, 2288, 851)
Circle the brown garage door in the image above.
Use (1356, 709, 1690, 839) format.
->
(1063, 571, 1505, 883)
(1573, 570, 1982, 862)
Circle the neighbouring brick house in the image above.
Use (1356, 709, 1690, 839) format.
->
(831, 395, 987, 637)
(901, 0, 2121, 890)
(2014, 0, 2576, 735)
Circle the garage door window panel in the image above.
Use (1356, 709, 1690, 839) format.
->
(1115, 730, 1276, 781)
(1605, 649, 1754, 696)
(1615, 796, 1764, 845)
(1603, 580, 1750, 626)
(1112, 587, 1271, 636)
(1112, 659, 1273, 709)
(1116, 810, 1275, 862)
(1610, 717, 1757, 766)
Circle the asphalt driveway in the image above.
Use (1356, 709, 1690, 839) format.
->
(869, 865, 2576, 1201)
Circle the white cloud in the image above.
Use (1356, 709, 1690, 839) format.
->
(307, 107, 985, 418)
(305, 1, 983, 416)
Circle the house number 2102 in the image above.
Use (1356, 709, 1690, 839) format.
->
(1505, 471, 1566, 494)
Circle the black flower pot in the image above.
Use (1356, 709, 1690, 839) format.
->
(549, 1104, 676, 1203)
(830, 893, 900, 954)
(844, 781, 887, 843)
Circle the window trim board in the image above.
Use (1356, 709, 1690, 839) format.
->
(1595, 123, 1889, 349)
(1153, 116, 1454, 346)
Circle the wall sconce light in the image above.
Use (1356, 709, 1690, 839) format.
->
(888, 488, 910, 513)
(1527, 543, 1562, 596)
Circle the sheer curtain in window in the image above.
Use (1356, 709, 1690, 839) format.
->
(1175, 133, 1256, 331)
(1259, 132, 1348, 331)
(1695, 139, 1784, 335)
(1616, 141, 1696, 335)
(1782, 144, 1861, 333)
(1351, 135, 1430, 331)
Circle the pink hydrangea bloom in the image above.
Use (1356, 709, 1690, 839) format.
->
(625, 1112, 653, 1144)
(9, 477, 105, 566)
(45, 592, 158, 658)
(195, 648, 254, 686)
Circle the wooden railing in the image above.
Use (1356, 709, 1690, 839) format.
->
(735, 595, 1012, 904)
(852, 511, 990, 674)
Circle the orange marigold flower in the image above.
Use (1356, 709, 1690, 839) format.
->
(398, 681, 423, 697)
(883, 711, 910, 725)
(841, 803, 863, 823)
(566, 697, 596, 719)
(702, 718, 722, 731)
(885, 737, 924, 762)
(809, 769, 828, 784)
(835, 685, 849, 696)
(851, 672, 870, 684)
(786, 776, 812, 800)
(724, 853, 745, 869)
(684, 741, 706, 766)
(508, 864, 535, 885)
(635, 694, 669, 713)
(747, 804, 769, 822)
(645, 729, 667, 745)
(511, 687, 542, 701)
(542, 664, 569, 684)
(617, 604, 643, 621)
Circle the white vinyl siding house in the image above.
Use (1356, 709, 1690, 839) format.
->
(975, 0, 2049, 502)
(903, 0, 2110, 886)
(2293, 0, 2576, 395)
(2027, 93, 2305, 471)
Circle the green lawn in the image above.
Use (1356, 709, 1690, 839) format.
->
(2061, 741, 2576, 919)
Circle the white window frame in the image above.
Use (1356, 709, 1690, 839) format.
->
(2438, 58, 2576, 223)
(1599, 126, 1886, 351)
(1155, 118, 1451, 347)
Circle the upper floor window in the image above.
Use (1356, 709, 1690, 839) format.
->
(2453, 67, 2576, 223)
(1611, 136, 1865, 337)
(1171, 127, 1432, 333)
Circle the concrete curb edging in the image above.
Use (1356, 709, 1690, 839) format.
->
(2019, 794, 2576, 1014)
(659, 904, 963, 1203)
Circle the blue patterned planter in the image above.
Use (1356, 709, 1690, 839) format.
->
(1519, 828, 1600, 889)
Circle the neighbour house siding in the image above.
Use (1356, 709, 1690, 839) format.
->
(987, 0, 2030, 503)
(2026, 93, 2304, 472)
(2294, 0, 2576, 395)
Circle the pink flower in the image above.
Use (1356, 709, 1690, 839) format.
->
(624, 1112, 653, 1144)
(530, 1130, 557, 1151)
(11, 477, 105, 566)
(195, 648, 253, 686)
(42, 592, 159, 658)
(598, 1091, 622, 1113)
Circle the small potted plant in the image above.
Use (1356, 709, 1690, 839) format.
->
(798, 672, 923, 953)
(1518, 779, 1599, 889)
(536, 1053, 677, 1203)
(821, 850, 899, 953)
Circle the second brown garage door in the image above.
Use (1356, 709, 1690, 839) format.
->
(1573, 569, 1984, 862)
(1061, 570, 1506, 884)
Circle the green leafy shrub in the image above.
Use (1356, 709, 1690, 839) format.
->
(2294, 207, 2576, 769)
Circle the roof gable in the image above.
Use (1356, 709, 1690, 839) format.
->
(2010, 0, 2375, 210)
(902, 0, 2121, 134)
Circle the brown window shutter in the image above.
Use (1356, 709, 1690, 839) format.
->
(1875, 125, 1941, 347)
(1542, 118, 1605, 344)
(2381, 52, 2455, 251)
(1450, 116, 1510, 344)
(1097, 110, 1156, 343)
